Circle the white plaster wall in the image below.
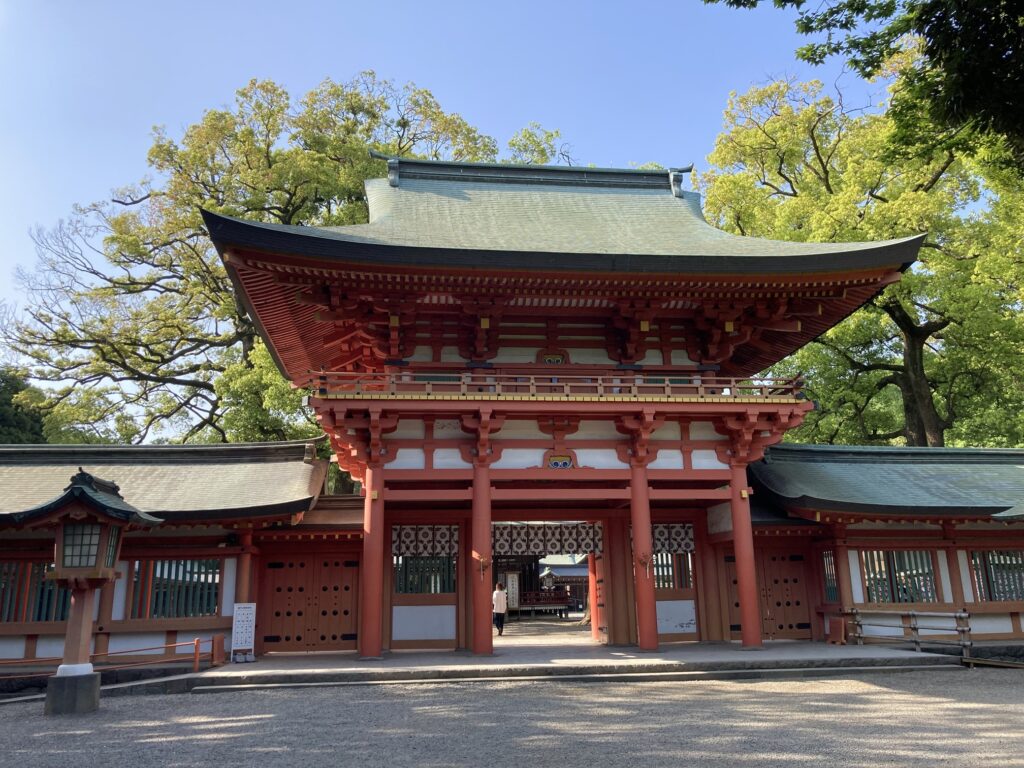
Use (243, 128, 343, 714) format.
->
(691, 450, 728, 470)
(573, 449, 628, 469)
(656, 599, 697, 634)
(654, 422, 681, 440)
(636, 349, 662, 365)
(439, 346, 463, 362)
(392, 605, 457, 641)
(433, 449, 472, 469)
(849, 551, 865, 603)
(93, 588, 101, 621)
(491, 448, 547, 469)
(0, 637, 25, 659)
(857, 613, 908, 638)
(937, 552, 954, 603)
(391, 419, 426, 439)
(707, 502, 732, 535)
(648, 450, 684, 470)
(564, 348, 614, 364)
(670, 349, 694, 365)
(958, 551, 975, 601)
(972, 614, 1014, 634)
(221, 557, 237, 618)
(494, 347, 539, 363)
(174, 629, 232, 655)
(689, 422, 726, 441)
(107, 632, 166, 655)
(36, 635, 94, 658)
(389, 448, 427, 469)
(570, 420, 622, 440)
(407, 346, 434, 362)
(111, 560, 129, 621)
(497, 420, 548, 440)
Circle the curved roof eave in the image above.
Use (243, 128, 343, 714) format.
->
(202, 209, 923, 277)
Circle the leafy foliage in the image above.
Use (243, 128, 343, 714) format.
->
(4, 73, 564, 443)
(0, 368, 46, 444)
(704, 0, 1024, 162)
(699, 78, 1024, 447)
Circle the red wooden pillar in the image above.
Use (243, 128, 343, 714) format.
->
(93, 580, 116, 659)
(696, 521, 723, 641)
(729, 463, 762, 648)
(471, 462, 493, 655)
(835, 542, 855, 610)
(235, 529, 254, 604)
(588, 553, 601, 641)
(360, 465, 385, 658)
(630, 463, 659, 650)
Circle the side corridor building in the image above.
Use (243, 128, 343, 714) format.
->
(2, 157, 1023, 661)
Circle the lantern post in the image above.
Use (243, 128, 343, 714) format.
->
(13, 469, 159, 715)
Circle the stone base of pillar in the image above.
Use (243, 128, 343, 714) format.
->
(45, 672, 100, 715)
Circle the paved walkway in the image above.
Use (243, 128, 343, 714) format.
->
(4, 669, 1022, 767)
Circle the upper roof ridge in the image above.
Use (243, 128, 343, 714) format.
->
(764, 443, 1024, 464)
(368, 150, 693, 193)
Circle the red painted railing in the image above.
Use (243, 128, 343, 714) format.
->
(313, 371, 805, 401)
(0, 635, 227, 682)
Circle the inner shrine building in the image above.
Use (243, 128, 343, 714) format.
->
(200, 155, 926, 656)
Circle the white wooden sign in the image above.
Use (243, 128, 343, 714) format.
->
(231, 602, 256, 654)
(504, 572, 520, 610)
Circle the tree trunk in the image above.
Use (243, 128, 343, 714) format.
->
(900, 328, 946, 447)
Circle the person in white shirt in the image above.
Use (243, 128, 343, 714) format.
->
(492, 582, 508, 636)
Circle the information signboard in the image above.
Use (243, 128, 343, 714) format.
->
(504, 572, 520, 610)
(231, 602, 256, 657)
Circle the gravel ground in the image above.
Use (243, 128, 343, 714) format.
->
(2, 669, 1023, 767)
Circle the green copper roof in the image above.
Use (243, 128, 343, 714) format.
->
(751, 444, 1024, 518)
(12, 469, 161, 526)
(344, 176, 921, 259)
(0, 440, 328, 522)
(202, 156, 924, 275)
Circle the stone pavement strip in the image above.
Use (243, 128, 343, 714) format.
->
(2, 668, 1022, 768)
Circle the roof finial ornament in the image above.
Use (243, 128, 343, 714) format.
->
(669, 168, 691, 198)
(369, 149, 401, 187)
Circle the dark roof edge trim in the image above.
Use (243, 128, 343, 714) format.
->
(204, 210, 924, 276)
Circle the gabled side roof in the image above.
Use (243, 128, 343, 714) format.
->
(751, 444, 1024, 519)
(0, 440, 328, 523)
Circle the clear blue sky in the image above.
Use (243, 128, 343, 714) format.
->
(0, 1, 879, 307)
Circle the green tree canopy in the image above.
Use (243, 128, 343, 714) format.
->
(699, 78, 1024, 447)
(704, 0, 1024, 162)
(4, 73, 566, 443)
(0, 368, 46, 444)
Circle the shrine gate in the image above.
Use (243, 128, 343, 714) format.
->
(204, 154, 922, 656)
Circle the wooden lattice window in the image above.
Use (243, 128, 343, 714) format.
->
(393, 556, 456, 594)
(128, 558, 221, 619)
(860, 550, 938, 604)
(0, 562, 70, 622)
(653, 552, 694, 591)
(970, 551, 1024, 602)
(821, 550, 840, 603)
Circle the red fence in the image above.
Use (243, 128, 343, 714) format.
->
(0, 635, 227, 682)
